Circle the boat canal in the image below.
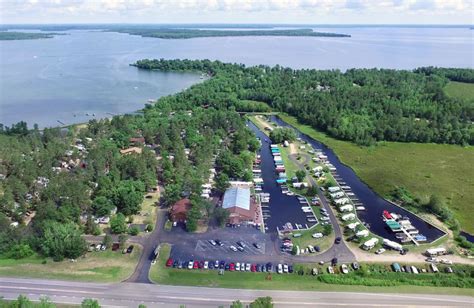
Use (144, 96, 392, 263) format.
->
(270, 115, 446, 243)
(247, 120, 317, 233)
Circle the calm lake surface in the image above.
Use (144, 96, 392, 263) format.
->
(1, 27, 473, 128)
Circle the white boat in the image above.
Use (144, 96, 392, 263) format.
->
(356, 206, 366, 211)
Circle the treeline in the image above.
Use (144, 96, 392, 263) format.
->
(415, 67, 474, 83)
(135, 59, 474, 146)
(114, 28, 350, 39)
(0, 31, 60, 41)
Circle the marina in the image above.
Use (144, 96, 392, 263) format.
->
(271, 115, 446, 243)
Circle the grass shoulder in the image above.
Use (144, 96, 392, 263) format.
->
(0, 246, 141, 283)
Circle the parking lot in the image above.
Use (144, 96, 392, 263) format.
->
(195, 239, 266, 255)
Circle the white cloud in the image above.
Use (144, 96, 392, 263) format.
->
(0, 0, 472, 23)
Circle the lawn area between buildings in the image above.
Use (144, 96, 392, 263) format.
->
(278, 114, 474, 234)
(0, 246, 141, 283)
(149, 244, 474, 296)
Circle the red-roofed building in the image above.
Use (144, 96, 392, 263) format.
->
(170, 198, 192, 223)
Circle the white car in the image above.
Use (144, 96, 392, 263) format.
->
(230, 245, 238, 252)
(188, 261, 193, 270)
(283, 264, 289, 273)
(320, 216, 330, 221)
(209, 240, 217, 246)
(204, 261, 209, 269)
(327, 266, 334, 274)
(215, 260, 219, 268)
(277, 264, 283, 274)
(341, 264, 349, 274)
(440, 259, 453, 265)
(246, 263, 251, 271)
(241, 262, 246, 271)
(312, 233, 323, 239)
(236, 263, 241, 271)
(375, 248, 386, 255)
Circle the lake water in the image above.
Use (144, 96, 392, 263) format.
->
(1, 27, 473, 127)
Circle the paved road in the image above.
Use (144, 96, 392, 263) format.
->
(1, 277, 472, 307)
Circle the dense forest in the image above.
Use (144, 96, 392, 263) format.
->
(0, 92, 258, 259)
(113, 28, 350, 39)
(135, 59, 474, 145)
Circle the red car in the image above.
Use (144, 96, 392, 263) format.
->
(166, 258, 173, 267)
(229, 263, 235, 271)
(251, 264, 257, 272)
(193, 261, 199, 269)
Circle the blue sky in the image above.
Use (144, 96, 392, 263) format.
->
(0, 0, 472, 24)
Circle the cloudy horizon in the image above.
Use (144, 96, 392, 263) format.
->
(0, 0, 473, 25)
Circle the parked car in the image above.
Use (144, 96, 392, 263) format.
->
(219, 261, 226, 269)
(335, 237, 342, 244)
(209, 261, 214, 269)
(445, 267, 453, 273)
(253, 243, 261, 249)
(188, 260, 193, 270)
(277, 264, 283, 274)
(229, 263, 235, 271)
(204, 261, 209, 269)
(440, 259, 453, 265)
(288, 265, 294, 273)
(126, 245, 134, 254)
(246, 263, 251, 271)
(312, 233, 323, 239)
(312, 268, 319, 275)
(236, 263, 241, 271)
(327, 266, 334, 274)
(266, 262, 273, 272)
(251, 264, 257, 272)
(341, 264, 349, 274)
(166, 258, 173, 267)
(215, 260, 220, 268)
(198, 261, 204, 269)
(320, 216, 330, 221)
(331, 258, 338, 266)
(225, 263, 230, 271)
(209, 240, 217, 246)
(237, 246, 244, 252)
(237, 241, 246, 248)
(352, 262, 360, 270)
(283, 264, 289, 273)
(426, 257, 438, 263)
(215, 239, 224, 246)
(314, 246, 321, 252)
(193, 261, 199, 269)
(375, 248, 386, 255)
(230, 245, 238, 252)
(308, 245, 315, 253)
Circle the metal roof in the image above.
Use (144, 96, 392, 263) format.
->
(223, 187, 250, 211)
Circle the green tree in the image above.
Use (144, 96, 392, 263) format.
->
(118, 234, 128, 248)
(215, 173, 230, 194)
(295, 170, 306, 182)
(113, 180, 145, 216)
(40, 221, 86, 261)
(92, 196, 114, 217)
(102, 234, 112, 249)
(230, 300, 244, 308)
(110, 213, 127, 234)
(249, 296, 273, 308)
(81, 298, 100, 308)
(323, 223, 333, 236)
(213, 207, 230, 227)
(6, 243, 34, 259)
(128, 226, 140, 236)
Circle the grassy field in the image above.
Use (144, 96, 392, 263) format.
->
(278, 114, 474, 234)
(150, 244, 474, 296)
(444, 81, 474, 101)
(0, 247, 141, 283)
(133, 191, 159, 226)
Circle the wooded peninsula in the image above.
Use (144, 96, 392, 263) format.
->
(0, 32, 61, 40)
(112, 28, 351, 39)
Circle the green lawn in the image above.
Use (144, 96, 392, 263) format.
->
(279, 114, 474, 234)
(150, 244, 474, 296)
(444, 81, 474, 101)
(0, 247, 141, 283)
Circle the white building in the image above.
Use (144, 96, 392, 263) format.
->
(363, 238, 379, 250)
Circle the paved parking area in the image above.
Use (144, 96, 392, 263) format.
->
(195, 239, 266, 255)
